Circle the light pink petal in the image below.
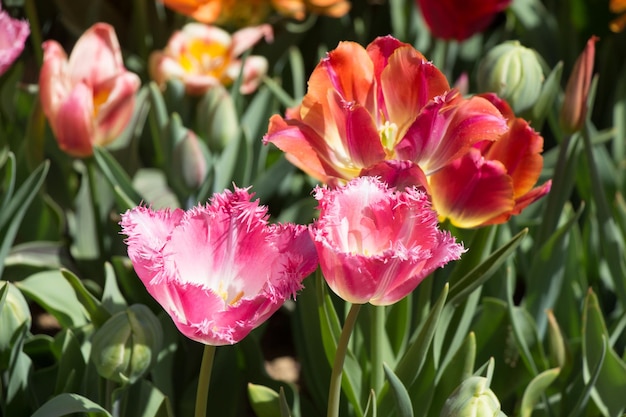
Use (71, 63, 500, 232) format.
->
(230, 24, 273, 57)
(68, 23, 125, 87)
(39, 41, 71, 121)
(429, 149, 515, 228)
(229, 55, 268, 94)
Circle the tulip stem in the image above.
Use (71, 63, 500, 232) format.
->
(85, 157, 105, 261)
(327, 303, 362, 417)
(195, 344, 216, 417)
(371, 305, 385, 394)
(24, 0, 43, 67)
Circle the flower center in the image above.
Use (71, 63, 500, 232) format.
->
(180, 39, 230, 80)
(378, 120, 399, 156)
(216, 281, 244, 306)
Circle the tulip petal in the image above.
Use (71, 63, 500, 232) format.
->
(68, 23, 125, 87)
(429, 149, 515, 228)
(396, 92, 508, 174)
(231, 24, 273, 57)
(54, 82, 96, 157)
(484, 118, 544, 198)
(93, 72, 141, 146)
(381, 46, 449, 137)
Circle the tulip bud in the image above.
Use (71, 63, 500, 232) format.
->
(0, 282, 31, 368)
(440, 376, 506, 417)
(173, 130, 209, 190)
(197, 84, 240, 152)
(90, 304, 162, 385)
(559, 36, 598, 134)
(477, 41, 544, 114)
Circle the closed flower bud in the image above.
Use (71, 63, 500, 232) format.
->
(441, 376, 506, 417)
(173, 130, 209, 190)
(197, 84, 240, 152)
(0, 282, 31, 367)
(477, 41, 544, 113)
(559, 36, 598, 134)
(90, 304, 162, 385)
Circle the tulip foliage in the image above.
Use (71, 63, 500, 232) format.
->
(1, 1, 626, 417)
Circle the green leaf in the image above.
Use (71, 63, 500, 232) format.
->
(567, 336, 606, 417)
(6, 322, 32, 414)
(520, 367, 561, 417)
(431, 332, 477, 417)
(15, 271, 87, 328)
(31, 393, 112, 417)
(582, 289, 626, 417)
(383, 363, 413, 417)
(530, 61, 563, 129)
(248, 383, 282, 417)
(93, 147, 143, 208)
(447, 228, 527, 306)
(526, 202, 584, 335)
(0, 151, 16, 213)
(278, 387, 293, 417)
(115, 379, 174, 417)
(61, 268, 111, 328)
(101, 262, 128, 315)
(377, 284, 449, 416)
(53, 329, 86, 395)
(0, 159, 49, 277)
(363, 390, 377, 417)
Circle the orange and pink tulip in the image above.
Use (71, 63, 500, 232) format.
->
(39, 23, 140, 158)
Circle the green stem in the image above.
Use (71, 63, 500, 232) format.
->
(195, 344, 217, 417)
(370, 305, 385, 394)
(24, 0, 43, 67)
(85, 157, 104, 260)
(327, 303, 362, 417)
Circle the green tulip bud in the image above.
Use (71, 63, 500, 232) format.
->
(477, 41, 544, 113)
(196, 84, 240, 152)
(90, 304, 162, 385)
(440, 376, 506, 417)
(0, 282, 31, 368)
(173, 130, 209, 190)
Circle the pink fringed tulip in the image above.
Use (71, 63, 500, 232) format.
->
(310, 177, 463, 306)
(120, 187, 318, 345)
(417, 0, 511, 41)
(0, 3, 30, 76)
(264, 36, 508, 187)
(39, 23, 140, 158)
(429, 94, 552, 228)
(149, 23, 272, 96)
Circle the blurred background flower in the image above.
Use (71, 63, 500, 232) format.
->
(0, 2, 29, 76)
(416, 0, 511, 41)
(610, 0, 626, 32)
(149, 23, 272, 95)
(38, 23, 140, 158)
(159, 0, 350, 26)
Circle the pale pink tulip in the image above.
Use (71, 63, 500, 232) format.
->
(310, 176, 463, 306)
(120, 186, 318, 345)
(149, 23, 272, 96)
(39, 23, 140, 158)
(0, 4, 30, 76)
